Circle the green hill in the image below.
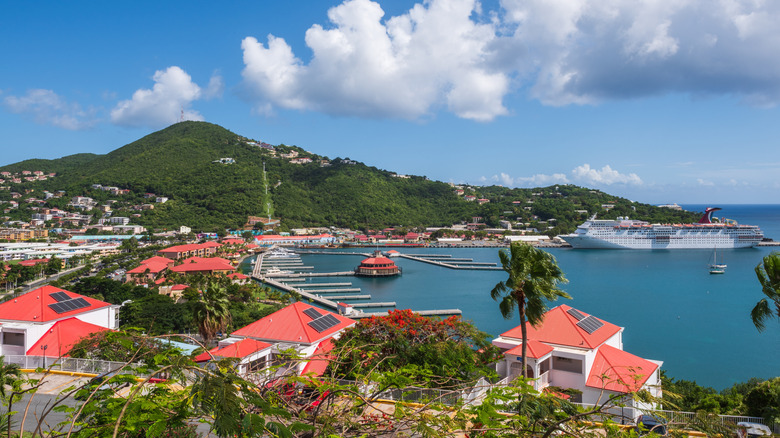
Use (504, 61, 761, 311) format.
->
(0, 121, 699, 232)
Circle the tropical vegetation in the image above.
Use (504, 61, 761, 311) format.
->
(490, 242, 570, 378)
(751, 251, 780, 332)
(0, 121, 701, 233)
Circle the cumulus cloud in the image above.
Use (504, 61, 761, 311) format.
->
(500, 164, 641, 189)
(242, 0, 508, 121)
(241, 0, 780, 119)
(3, 89, 97, 130)
(111, 66, 205, 128)
(571, 164, 642, 185)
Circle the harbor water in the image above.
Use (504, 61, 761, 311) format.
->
(247, 204, 780, 389)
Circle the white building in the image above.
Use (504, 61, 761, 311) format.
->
(492, 305, 662, 420)
(195, 302, 355, 377)
(0, 285, 119, 358)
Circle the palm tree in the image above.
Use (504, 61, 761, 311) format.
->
(491, 243, 570, 378)
(192, 282, 232, 346)
(751, 252, 780, 332)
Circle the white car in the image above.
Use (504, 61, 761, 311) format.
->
(737, 422, 772, 438)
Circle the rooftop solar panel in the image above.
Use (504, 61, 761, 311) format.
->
(576, 316, 604, 334)
(567, 308, 585, 321)
(50, 291, 70, 302)
(71, 298, 90, 309)
(59, 300, 77, 311)
(307, 313, 342, 333)
(48, 303, 66, 314)
(303, 307, 323, 320)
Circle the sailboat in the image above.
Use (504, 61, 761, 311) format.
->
(709, 248, 726, 274)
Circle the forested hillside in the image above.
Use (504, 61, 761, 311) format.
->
(0, 121, 700, 232)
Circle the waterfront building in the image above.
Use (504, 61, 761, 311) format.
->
(354, 253, 401, 277)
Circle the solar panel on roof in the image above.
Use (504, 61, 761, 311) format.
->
(576, 316, 604, 334)
(567, 308, 585, 321)
(50, 291, 70, 302)
(48, 303, 67, 314)
(303, 307, 323, 320)
(307, 313, 342, 333)
(59, 300, 77, 311)
(71, 298, 90, 309)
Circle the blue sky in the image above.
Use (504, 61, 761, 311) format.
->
(2, 0, 780, 204)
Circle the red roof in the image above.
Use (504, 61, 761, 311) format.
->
(0, 285, 112, 322)
(194, 338, 272, 362)
(231, 302, 355, 345)
(170, 259, 236, 274)
(140, 256, 175, 266)
(127, 261, 170, 274)
(26, 317, 112, 356)
(300, 338, 335, 376)
(359, 257, 396, 266)
(227, 273, 249, 280)
(500, 305, 621, 350)
(505, 339, 554, 359)
(586, 344, 659, 393)
(181, 256, 233, 265)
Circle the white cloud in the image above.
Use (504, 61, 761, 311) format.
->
(571, 164, 643, 185)
(111, 66, 204, 128)
(241, 0, 780, 118)
(203, 73, 225, 100)
(697, 178, 715, 186)
(500, 164, 641, 189)
(242, 0, 508, 121)
(3, 89, 97, 130)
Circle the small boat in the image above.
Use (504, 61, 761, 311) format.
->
(708, 248, 726, 274)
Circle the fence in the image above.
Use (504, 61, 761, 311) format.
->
(6, 355, 136, 377)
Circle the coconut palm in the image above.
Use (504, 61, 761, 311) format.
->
(751, 252, 780, 332)
(491, 243, 569, 378)
(192, 282, 232, 346)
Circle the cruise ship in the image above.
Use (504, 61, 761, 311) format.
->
(561, 208, 763, 249)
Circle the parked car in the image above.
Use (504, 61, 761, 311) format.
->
(634, 415, 667, 436)
(736, 422, 772, 437)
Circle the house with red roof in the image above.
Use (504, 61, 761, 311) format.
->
(0, 285, 118, 358)
(157, 241, 221, 259)
(169, 258, 236, 275)
(492, 305, 662, 419)
(196, 302, 355, 377)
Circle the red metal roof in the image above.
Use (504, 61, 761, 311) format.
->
(140, 256, 175, 266)
(505, 339, 554, 359)
(586, 344, 659, 393)
(359, 257, 396, 266)
(0, 285, 112, 323)
(231, 302, 355, 345)
(300, 338, 335, 376)
(170, 259, 236, 273)
(194, 338, 272, 362)
(26, 317, 112, 356)
(126, 261, 170, 274)
(500, 305, 621, 350)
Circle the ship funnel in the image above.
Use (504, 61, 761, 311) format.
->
(698, 207, 722, 224)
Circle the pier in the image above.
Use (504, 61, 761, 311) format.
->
(397, 254, 502, 270)
(351, 309, 462, 319)
(250, 248, 462, 318)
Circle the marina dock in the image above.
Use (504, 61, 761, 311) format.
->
(250, 247, 461, 317)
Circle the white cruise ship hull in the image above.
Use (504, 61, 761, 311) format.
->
(561, 234, 760, 249)
(561, 209, 763, 249)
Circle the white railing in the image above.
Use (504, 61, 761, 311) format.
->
(5, 355, 134, 376)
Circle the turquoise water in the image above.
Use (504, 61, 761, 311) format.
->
(248, 205, 780, 389)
